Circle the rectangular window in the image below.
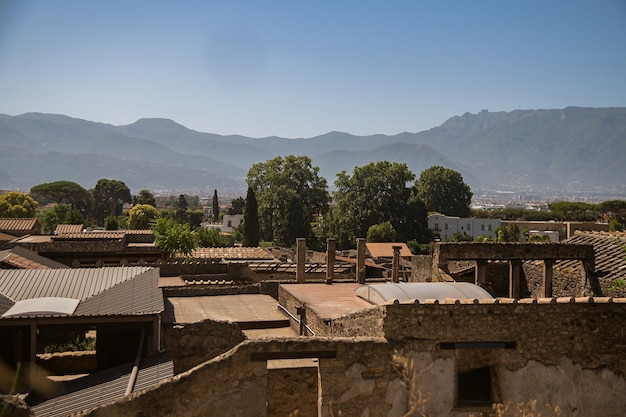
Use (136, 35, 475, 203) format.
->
(467, 224, 471, 231)
(434, 223, 439, 231)
(457, 366, 493, 407)
(481, 225, 485, 231)
(445, 223, 449, 230)
(488, 225, 492, 231)
(227, 220, 232, 227)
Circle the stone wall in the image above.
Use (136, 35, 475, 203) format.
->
(267, 363, 318, 417)
(382, 298, 626, 374)
(162, 319, 246, 374)
(321, 306, 386, 338)
(36, 351, 97, 375)
(78, 336, 626, 417)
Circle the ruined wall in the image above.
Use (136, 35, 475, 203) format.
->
(267, 364, 318, 417)
(162, 319, 245, 374)
(383, 299, 626, 375)
(320, 306, 386, 338)
(77, 329, 626, 417)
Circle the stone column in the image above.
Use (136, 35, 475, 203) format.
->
(475, 260, 487, 287)
(392, 245, 402, 283)
(509, 260, 522, 298)
(296, 238, 306, 284)
(543, 259, 554, 297)
(356, 238, 366, 284)
(326, 238, 336, 285)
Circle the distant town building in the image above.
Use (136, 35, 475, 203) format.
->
(203, 214, 243, 234)
(428, 214, 500, 240)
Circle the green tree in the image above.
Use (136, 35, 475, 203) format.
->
(242, 186, 260, 247)
(415, 166, 473, 217)
(92, 179, 132, 226)
(597, 200, 626, 225)
(0, 191, 39, 218)
(30, 181, 92, 218)
(195, 227, 229, 247)
(175, 194, 188, 223)
(496, 224, 521, 242)
(30, 180, 87, 202)
(247, 155, 330, 246)
(548, 201, 596, 221)
(153, 217, 197, 258)
(332, 161, 428, 247)
(450, 231, 474, 242)
(228, 197, 245, 215)
(105, 215, 119, 230)
(135, 189, 156, 206)
(127, 204, 160, 230)
(38, 203, 85, 233)
(366, 222, 396, 242)
(212, 190, 220, 222)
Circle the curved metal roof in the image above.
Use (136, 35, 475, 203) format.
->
(355, 282, 493, 304)
(2, 297, 79, 317)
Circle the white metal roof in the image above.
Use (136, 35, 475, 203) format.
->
(355, 282, 493, 304)
(2, 297, 79, 317)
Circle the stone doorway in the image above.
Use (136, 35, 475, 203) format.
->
(267, 358, 319, 417)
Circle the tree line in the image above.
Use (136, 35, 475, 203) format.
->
(1, 155, 625, 254)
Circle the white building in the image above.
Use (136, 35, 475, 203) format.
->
(428, 214, 500, 241)
(203, 214, 244, 234)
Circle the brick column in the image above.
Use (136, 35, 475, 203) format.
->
(509, 260, 522, 298)
(297, 238, 306, 283)
(356, 238, 366, 284)
(392, 245, 402, 283)
(326, 238, 336, 285)
(543, 259, 554, 297)
(475, 260, 487, 287)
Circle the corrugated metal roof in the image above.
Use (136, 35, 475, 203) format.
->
(0, 218, 40, 233)
(0, 267, 163, 318)
(355, 282, 494, 304)
(75, 269, 163, 316)
(31, 352, 173, 417)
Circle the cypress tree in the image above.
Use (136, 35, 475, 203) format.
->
(242, 186, 259, 247)
(212, 189, 219, 223)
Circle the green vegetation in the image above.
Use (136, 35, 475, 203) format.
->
(0, 191, 39, 218)
(416, 165, 473, 218)
(247, 155, 330, 247)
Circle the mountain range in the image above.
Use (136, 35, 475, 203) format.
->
(0, 107, 625, 198)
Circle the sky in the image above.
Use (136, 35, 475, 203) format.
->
(0, 0, 625, 138)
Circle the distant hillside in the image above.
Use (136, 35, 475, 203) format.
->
(0, 107, 624, 196)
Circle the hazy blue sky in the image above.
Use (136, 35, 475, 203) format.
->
(1, 1, 624, 138)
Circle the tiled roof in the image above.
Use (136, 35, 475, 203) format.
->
(0, 231, 18, 241)
(0, 218, 40, 234)
(560, 231, 626, 295)
(52, 231, 126, 240)
(54, 224, 84, 234)
(0, 266, 163, 318)
(366, 242, 412, 258)
(192, 247, 276, 260)
(0, 246, 68, 269)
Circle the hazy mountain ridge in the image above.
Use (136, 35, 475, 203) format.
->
(0, 107, 624, 196)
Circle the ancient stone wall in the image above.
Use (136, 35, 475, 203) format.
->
(321, 306, 386, 338)
(162, 319, 245, 374)
(79, 336, 626, 417)
(382, 299, 626, 374)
